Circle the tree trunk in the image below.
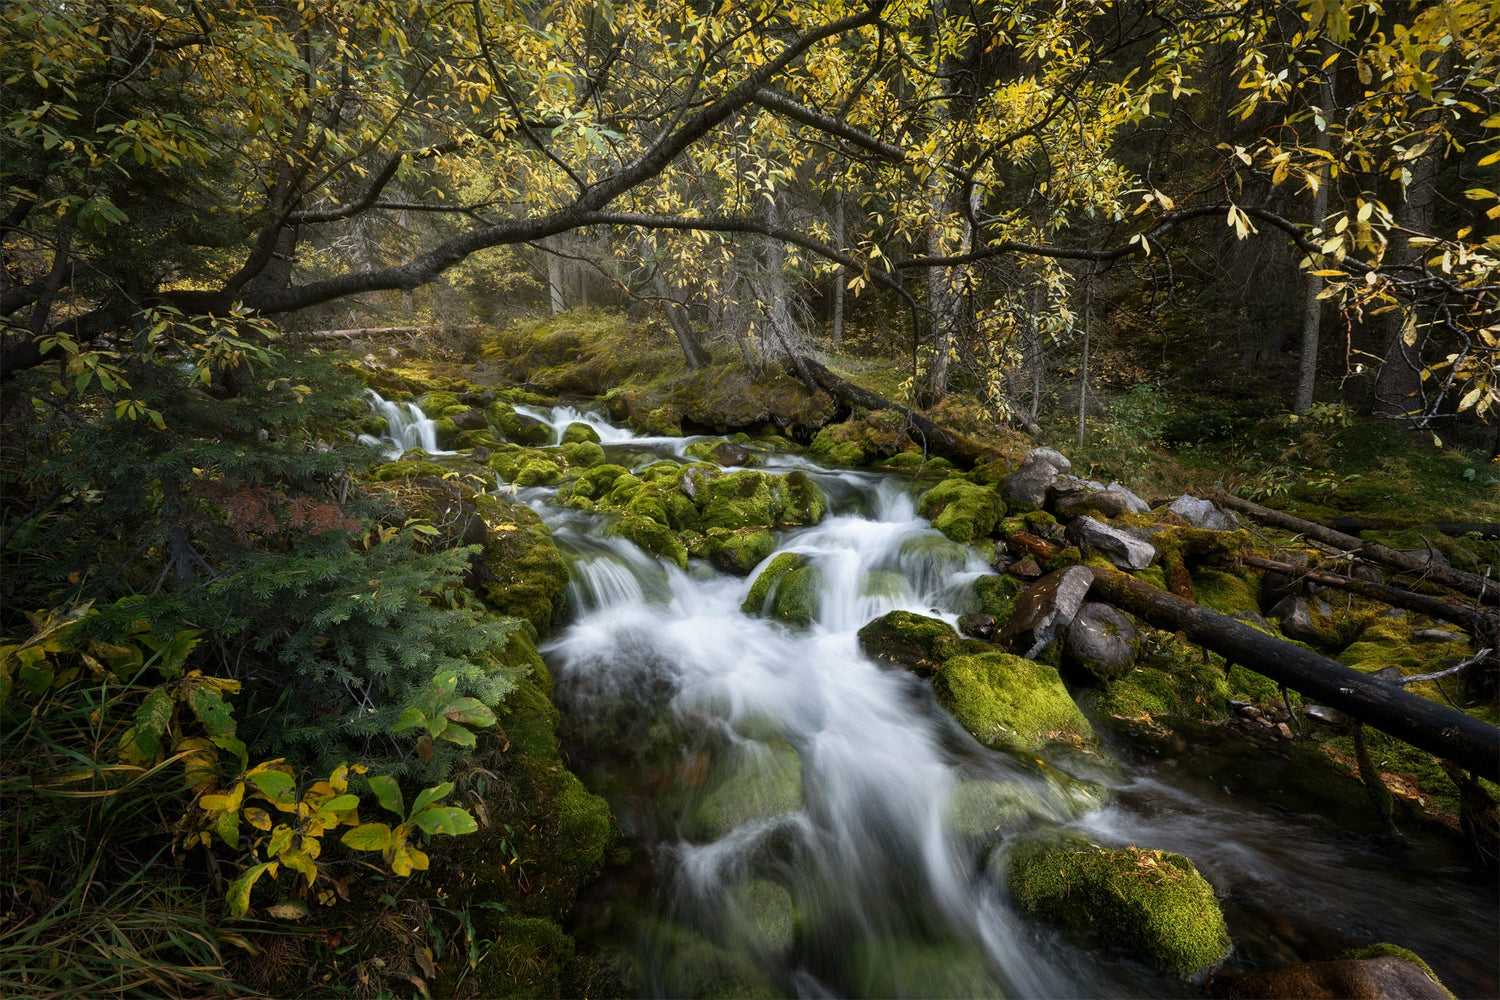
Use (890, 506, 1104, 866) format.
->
(1294, 78, 1334, 415)
(546, 237, 566, 315)
(830, 195, 846, 351)
(1088, 564, 1500, 782)
(652, 272, 710, 370)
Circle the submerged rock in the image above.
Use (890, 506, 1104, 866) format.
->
(933, 651, 1098, 754)
(692, 738, 804, 840)
(1207, 953, 1453, 999)
(1006, 843, 1231, 977)
(742, 553, 821, 627)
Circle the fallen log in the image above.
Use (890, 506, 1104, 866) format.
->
(297, 324, 482, 340)
(792, 356, 1008, 468)
(1088, 564, 1500, 782)
(1242, 555, 1498, 639)
(1326, 516, 1500, 540)
(1208, 489, 1497, 604)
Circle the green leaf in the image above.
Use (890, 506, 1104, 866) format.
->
(216, 808, 241, 849)
(340, 822, 395, 852)
(321, 793, 360, 813)
(226, 862, 277, 919)
(409, 806, 478, 837)
(442, 697, 495, 727)
(268, 824, 295, 858)
(186, 686, 235, 737)
(248, 768, 296, 806)
(391, 707, 425, 733)
(367, 775, 405, 817)
(437, 723, 476, 747)
(129, 687, 174, 760)
(211, 733, 249, 773)
(410, 782, 454, 816)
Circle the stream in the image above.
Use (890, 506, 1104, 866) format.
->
(374, 401, 1499, 998)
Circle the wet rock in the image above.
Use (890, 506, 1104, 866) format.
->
(1164, 494, 1239, 531)
(997, 566, 1094, 656)
(857, 611, 985, 676)
(1065, 516, 1157, 571)
(958, 613, 997, 641)
(469, 445, 492, 464)
(692, 738, 804, 840)
(709, 440, 753, 467)
(741, 553, 821, 627)
(1000, 448, 1070, 510)
(1010, 556, 1043, 579)
(918, 479, 1006, 544)
(729, 880, 795, 955)
(561, 420, 602, 445)
(1269, 595, 1336, 646)
(1062, 602, 1139, 681)
(1206, 955, 1452, 999)
(1007, 843, 1231, 977)
(451, 406, 490, 431)
(933, 651, 1098, 754)
(705, 527, 775, 576)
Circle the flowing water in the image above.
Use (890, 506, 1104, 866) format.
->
(375, 395, 1500, 997)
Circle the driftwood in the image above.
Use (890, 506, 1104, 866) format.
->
(1088, 564, 1500, 781)
(792, 356, 1008, 468)
(1242, 555, 1498, 639)
(1208, 489, 1496, 604)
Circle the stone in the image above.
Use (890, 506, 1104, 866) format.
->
(450, 406, 489, 431)
(999, 448, 1069, 510)
(1010, 557, 1043, 579)
(1062, 602, 1139, 680)
(692, 738, 803, 840)
(857, 611, 976, 677)
(918, 478, 1006, 544)
(1413, 628, 1465, 643)
(1269, 595, 1335, 646)
(1105, 482, 1151, 513)
(933, 651, 1097, 754)
(957, 612, 997, 641)
(561, 420, 602, 445)
(1066, 516, 1157, 571)
(705, 527, 775, 576)
(1050, 475, 1107, 496)
(710, 440, 753, 467)
(1008, 843, 1231, 977)
(1261, 550, 1313, 605)
(1207, 955, 1452, 999)
(1164, 494, 1239, 531)
(997, 565, 1094, 657)
(1054, 487, 1141, 521)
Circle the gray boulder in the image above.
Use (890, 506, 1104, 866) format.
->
(997, 566, 1094, 657)
(1164, 495, 1238, 531)
(1000, 448, 1071, 509)
(1066, 516, 1157, 571)
(1063, 602, 1139, 680)
(1269, 594, 1335, 646)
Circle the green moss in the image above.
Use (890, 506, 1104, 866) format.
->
(947, 779, 1041, 841)
(1007, 843, 1230, 976)
(918, 478, 1006, 544)
(856, 610, 959, 672)
(417, 390, 463, 418)
(1095, 634, 1231, 727)
(476, 916, 575, 998)
(608, 515, 689, 569)
(515, 457, 565, 487)
(558, 440, 606, 469)
(808, 428, 866, 466)
(848, 937, 1004, 999)
(471, 493, 569, 635)
(974, 574, 1025, 623)
(692, 738, 804, 839)
(561, 421, 601, 445)
(1227, 663, 1283, 706)
(769, 565, 822, 627)
(367, 458, 452, 481)
(699, 470, 775, 530)
(706, 527, 776, 576)
(1337, 617, 1463, 688)
(553, 771, 615, 878)
(730, 880, 796, 955)
(431, 416, 460, 448)
(934, 652, 1098, 754)
(561, 463, 631, 503)
(742, 552, 805, 615)
(1190, 568, 1261, 616)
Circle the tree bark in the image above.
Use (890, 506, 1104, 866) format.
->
(1208, 489, 1497, 603)
(1088, 564, 1500, 782)
(1293, 77, 1334, 415)
(830, 195, 846, 351)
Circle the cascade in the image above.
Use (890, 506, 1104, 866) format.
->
(450, 402, 1500, 997)
(357, 389, 452, 459)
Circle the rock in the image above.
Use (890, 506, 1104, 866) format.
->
(1269, 595, 1336, 646)
(561, 420, 602, 445)
(1010, 557, 1043, 579)
(974, 574, 1025, 624)
(1303, 704, 1353, 725)
(607, 515, 688, 570)
(1050, 475, 1107, 496)
(709, 441, 753, 467)
(1000, 449, 1069, 510)
(933, 651, 1097, 754)
(1164, 494, 1239, 531)
(1062, 602, 1139, 681)
(1398, 548, 1451, 567)
(741, 553, 821, 627)
(918, 478, 1007, 544)
(1007, 843, 1231, 977)
(679, 465, 708, 500)
(1413, 628, 1465, 643)
(1276, 722, 1295, 739)
(729, 880, 796, 955)
(1105, 482, 1151, 513)
(469, 445, 492, 464)
(451, 406, 489, 431)
(692, 738, 804, 840)
(705, 527, 775, 576)
(1261, 550, 1313, 605)
(857, 611, 984, 677)
(1207, 955, 1452, 999)
(997, 566, 1094, 657)
(1065, 516, 1157, 571)
(957, 613, 997, 641)
(1054, 487, 1141, 521)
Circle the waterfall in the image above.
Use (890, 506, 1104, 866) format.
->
(358, 389, 452, 459)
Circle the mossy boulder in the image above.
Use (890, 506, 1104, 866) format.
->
(847, 937, 1005, 999)
(743, 553, 805, 615)
(558, 439, 606, 469)
(729, 880, 796, 955)
(608, 515, 689, 570)
(692, 738, 804, 840)
(768, 565, 822, 627)
(1006, 843, 1230, 977)
(857, 610, 961, 677)
(367, 458, 452, 481)
(974, 574, 1026, 625)
(561, 463, 631, 504)
(1191, 567, 1262, 617)
(479, 916, 575, 997)
(698, 469, 827, 532)
(918, 478, 1006, 544)
(561, 420, 601, 445)
(469, 493, 569, 635)
(705, 527, 776, 576)
(1207, 946, 1454, 999)
(934, 651, 1098, 755)
(416, 390, 463, 418)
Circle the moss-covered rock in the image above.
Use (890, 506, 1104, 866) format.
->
(974, 574, 1026, 625)
(1006, 843, 1230, 977)
(692, 738, 804, 839)
(558, 439, 606, 469)
(515, 457, 565, 487)
(729, 880, 796, 955)
(697, 470, 771, 531)
(856, 610, 959, 676)
(742, 553, 805, 615)
(561, 421, 601, 445)
(706, 527, 776, 576)
(417, 390, 463, 418)
(1191, 568, 1262, 616)
(608, 515, 689, 570)
(847, 937, 1005, 999)
(367, 458, 453, 481)
(918, 478, 1006, 544)
(469, 492, 569, 634)
(934, 651, 1098, 755)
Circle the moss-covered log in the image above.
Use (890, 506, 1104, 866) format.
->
(1208, 489, 1497, 603)
(1088, 565, 1500, 782)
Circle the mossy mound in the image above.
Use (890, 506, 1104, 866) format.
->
(692, 738, 804, 840)
(808, 408, 913, 466)
(856, 610, 960, 675)
(481, 309, 685, 397)
(615, 362, 838, 437)
(974, 574, 1026, 625)
(729, 880, 797, 955)
(934, 652, 1098, 755)
(367, 458, 454, 481)
(698, 469, 827, 531)
(1007, 843, 1230, 977)
(847, 936, 1005, 999)
(608, 514, 689, 570)
(469, 492, 569, 634)
(1094, 633, 1232, 730)
(1337, 617, 1468, 688)
(705, 527, 776, 575)
(561, 420, 601, 445)
(1190, 568, 1262, 616)
(637, 918, 779, 999)
(742, 553, 805, 616)
(918, 478, 1006, 544)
